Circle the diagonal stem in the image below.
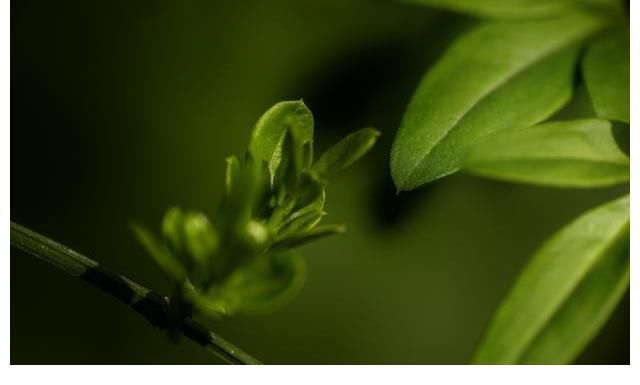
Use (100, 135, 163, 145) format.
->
(10, 221, 262, 365)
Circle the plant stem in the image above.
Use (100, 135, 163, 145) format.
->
(10, 221, 262, 365)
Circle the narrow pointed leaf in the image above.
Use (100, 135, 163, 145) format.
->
(463, 118, 629, 187)
(132, 223, 187, 282)
(390, 14, 605, 191)
(225, 156, 240, 195)
(583, 28, 630, 123)
(183, 212, 219, 265)
(313, 128, 380, 181)
(473, 195, 629, 364)
(273, 224, 346, 250)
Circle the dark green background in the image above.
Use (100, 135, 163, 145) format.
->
(11, 0, 628, 364)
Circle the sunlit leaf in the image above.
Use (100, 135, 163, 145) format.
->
(391, 13, 604, 191)
(462, 118, 629, 187)
(313, 127, 380, 181)
(473, 195, 629, 364)
(583, 28, 630, 123)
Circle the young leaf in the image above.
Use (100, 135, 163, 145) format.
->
(390, 14, 605, 191)
(248, 101, 314, 184)
(210, 251, 306, 315)
(225, 156, 240, 195)
(132, 223, 187, 282)
(473, 195, 629, 364)
(272, 224, 346, 250)
(462, 118, 629, 188)
(582, 28, 630, 123)
(312, 128, 380, 181)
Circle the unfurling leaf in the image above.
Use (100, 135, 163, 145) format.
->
(273, 224, 346, 250)
(390, 14, 604, 191)
(582, 28, 630, 123)
(313, 127, 380, 181)
(248, 100, 314, 184)
(462, 118, 629, 188)
(473, 195, 629, 364)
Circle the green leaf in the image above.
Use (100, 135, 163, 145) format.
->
(209, 251, 306, 315)
(131, 223, 187, 282)
(473, 195, 629, 364)
(462, 118, 629, 188)
(162, 206, 185, 255)
(401, 0, 621, 20)
(390, 14, 605, 191)
(224, 156, 240, 195)
(183, 212, 219, 266)
(583, 28, 630, 123)
(312, 127, 380, 181)
(275, 173, 326, 237)
(273, 224, 346, 250)
(248, 101, 314, 184)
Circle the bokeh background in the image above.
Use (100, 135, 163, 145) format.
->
(11, 0, 629, 364)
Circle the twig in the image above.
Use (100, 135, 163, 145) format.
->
(10, 221, 262, 365)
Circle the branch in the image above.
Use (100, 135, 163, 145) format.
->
(10, 221, 261, 365)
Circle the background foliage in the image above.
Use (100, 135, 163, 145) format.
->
(11, 0, 628, 364)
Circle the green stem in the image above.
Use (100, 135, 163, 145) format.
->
(10, 221, 261, 365)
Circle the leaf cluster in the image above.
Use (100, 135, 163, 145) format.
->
(392, 0, 629, 364)
(133, 101, 379, 320)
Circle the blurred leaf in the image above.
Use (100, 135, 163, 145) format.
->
(463, 118, 629, 187)
(248, 101, 314, 184)
(162, 207, 185, 255)
(276, 125, 308, 190)
(390, 14, 604, 191)
(473, 195, 629, 364)
(583, 28, 630, 123)
(183, 212, 219, 266)
(212, 251, 306, 315)
(273, 224, 346, 250)
(312, 127, 380, 181)
(402, 0, 621, 19)
(277, 211, 325, 241)
(225, 156, 240, 195)
(132, 223, 186, 282)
